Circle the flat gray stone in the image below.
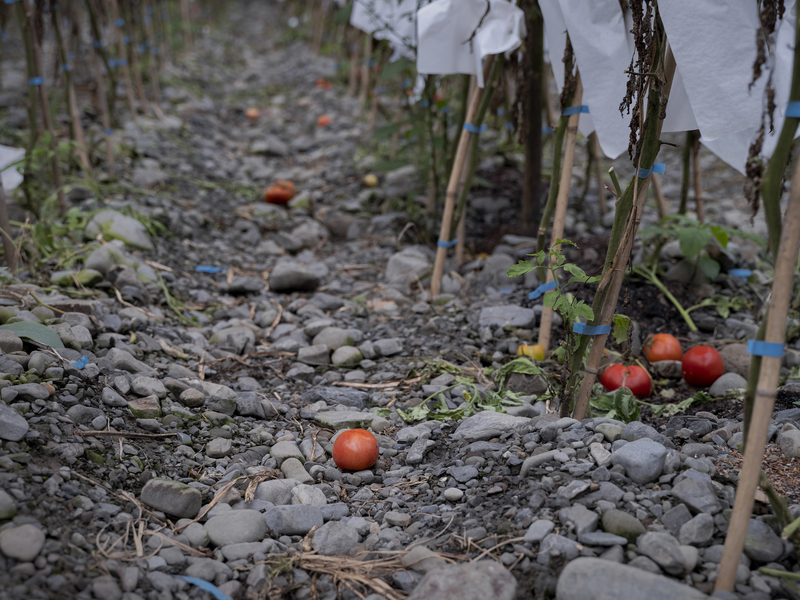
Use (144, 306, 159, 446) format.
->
(205, 510, 266, 546)
(269, 261, 321, 292)
(314, 411, 377, 430)
(106, 348, 157, 376)
(265, 505, 324, 535)
(610, 438, 667, 484)
(709, 372, 747, 397)
(478, 305, 535, 328)
(271, 441, 305, 465)
(311, 520, 359, 555)
(0, 489, 18, 520)
(671, 473, 722, 515)
(0, 402, 29, 441)
(679, 513, 714, 546)
(523, 520, 555, 543)
(556, 558, 709, 600)
(140, 478, 202, 519)
(85, 210, 154, 251)
(601, 510, 646, 543)
(637, 532, 686, 575)
(407, 560, 516, 600)
(255, 479, 299, 505)
(207, 438, 232, 458)
(453, 411, 531, 442)
(0, 524, 46, 562)
(744, 518, 784, 562)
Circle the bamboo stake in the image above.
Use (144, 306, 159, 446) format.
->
(51, 5, 91, 171)
(85, 0, 117, 119)
(570, 45, 676, 421)
(142, 0, 161, 105)
(651, 173, 667, 219)
(180, 0, 192, 48)
(715, 151, 800, 593)
(591, 132, 607, 215)
(157, 0, 170, 66)
(537, 76, 583, 353)
(15, 1, 38, 213)
(89, 39, 116, 169)
(26, 0, 67, 216)
(368, 45, 390, 132)
(347, 34, 360, 97)
(311, 0, 326, 54)
(359, 34, 372, 109)
(109, 0, 138, 120)
(0, 178, 16, 273)
(430, 61, 494, 298)
(679, 131, 691, 214)
(521, 2, 544, 225)
(692, 132, 704, 223)
(124, 1, 150, 116)
(455, 164, 469, 267)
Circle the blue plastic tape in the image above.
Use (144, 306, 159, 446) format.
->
(497, 107, 505, 116)
(728, 269, 752, 279)
(136, 44, 146, 53)
(173, 577, 232, 600)
(402, 78, 413, 89)
(419, 99, 430, 108)
(786, 101, 800, 118)
(542, 125, 554, 135)
(437, 238, 458, 249)
(439, 106, 450, 114)
(28, 77, 44, 85)
(122, 36, 131, 45)
(572, 323, 611, 335)
(115, 18, 125, 27)
(61, 63, 71, 72)
(365, 59, 377, 67)
(562, 105, 589, 116)
(505, 122, 514, 131)
(71, 356, 88, 370)
(103, 128, 114, 136)
(146, 5, 154, 14)
(150, 47, 159, 55)
(144, 16, 152, 24)
(195, 265, 225, 273)
(463, 122, 487, 134)
(109, 58, 128, 67)
(529, 280, 557, 300)
(3, 0, 18, 4)
(636, 163, 666, 178)
(747, 339, 784, 358)
(67, 52, 75, 60)
(92, 40, 103, 49)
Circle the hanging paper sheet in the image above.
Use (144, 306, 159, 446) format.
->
(417, 0, 526, 88)
(351, 0, 418, 60)
(0, 145, 24, 192)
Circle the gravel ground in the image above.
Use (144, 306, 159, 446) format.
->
(2, 3, 800, 600)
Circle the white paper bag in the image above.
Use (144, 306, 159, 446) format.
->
(417, 0, 526, 87)
(350, 0, 418, 60)
(0, 145, 24, 192)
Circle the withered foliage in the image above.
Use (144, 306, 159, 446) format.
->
(752, 0, 785, 89)
(619, 0, 655, 159)
(559, 36, 576, 108)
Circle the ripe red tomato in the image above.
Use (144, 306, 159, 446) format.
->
(317, 115, 332, 127)
(682, 345, 724, 387)
(264, 179, 296, 205)
(600, 364, 653, 398)
(643, 333, 683, 363)
(332, 429, 379, 471)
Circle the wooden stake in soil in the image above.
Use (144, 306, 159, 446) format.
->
(0, 178, 17, 273)
(692, 132, 704, 223)
(51, 4, 91, 172)
(123, 0, 150, 116)
(180, 0, 193, 48)
(25, 0, 67, 216)
(590, 132, 607, 215)
(714, 150, 800, 593)
(430, 61, 494, 298)
(347, 32, 360, 97)
(109, 0, 139, 120)
(359, 34, 372, 109)
(89, 38, 116, 169)
(142, 0, 162, 105)
(651, 172, 667, 219)
(537, 75, 583, 353)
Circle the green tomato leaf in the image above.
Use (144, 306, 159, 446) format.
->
(678, 227, 712, 258)
(611, 314, 631, 344)
(543, 290, 558, 308)
(0, 322, 65, 348)
(574, 301, 594, 321)
(613, 387, 640, 423)
(507, 261, 535, 278)
(563, 263, 587, 280)
(396, 403, 431, 423)
(371, 123, 402, 140)
(698, 256, 721, 279)
(710, 226, 729, 249)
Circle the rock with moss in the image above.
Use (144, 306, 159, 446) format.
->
(85, 210, 155, 251)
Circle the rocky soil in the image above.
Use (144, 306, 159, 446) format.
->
(2, 3, 800, 600)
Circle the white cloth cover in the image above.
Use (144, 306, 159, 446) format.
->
(350, 0, 418, 60)
(416, 0, 526, 87)
(0, 145, 24, 192)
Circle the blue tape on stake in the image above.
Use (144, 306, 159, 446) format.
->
(104, 128, 113, 136)
(150, 47, 159, 55)
(636, 162, 666, 178)
(146, 6, 154, 14)
(497, 107, 505, 116)
(419, 99, 430, 108)
(543, 125, 554, 135)
(3, 0, 18, 4)
(137, 44, 146, 53)
(573, 323, 611, 335)
(173, 577, 232, 600)
(71, 356, 88, 370)
(728, 268, 752, 279)
(402, 78, 412, 88)
(463, 122, 487, 134)
(122, 36, 131, 44)
(562, 105, 589, 116)
(437, 238, 458, 249)
(144, 16, 152, 24)
(440, 106, 450, 114)
(786, 101, 800, 118)
(195, 265, 225, 273)
(747, 339, 784, 358)
(505, 122, 514, 131)
(28, 77, 44, 85)
(529, 280, 557, 300)
(109, 58, 128, 67)
(61, 64, 71, 72)
(67, 52, 75, 60)
(365, 59, 377, 67)
(115, 18, 125, 26)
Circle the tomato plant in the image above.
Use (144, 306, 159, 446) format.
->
(600, 364, 652, 398)
(332, 429, 379, 471)
(643, 333, 683, 363)
(682, 346, 724, 387)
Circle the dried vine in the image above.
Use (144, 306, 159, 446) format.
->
(619, 0, 655, 159)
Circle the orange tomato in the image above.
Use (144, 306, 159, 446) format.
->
(332, 429, 379, 471)
(643, 333, 683, 363)
(245, 107, 260, 121)
(264, 179, 296, 205)
(317, 115, 332, 127)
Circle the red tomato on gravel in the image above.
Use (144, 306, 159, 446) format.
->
(332, 429, 379, 471)
(643, 333, 683, 363)
(600, 364, 653, 398)
(682, 345, 724, 387)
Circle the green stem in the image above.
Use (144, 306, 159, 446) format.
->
(632, 265, 698, 332)
(15, 2, 38, 215)
(608, 167, 622, 197)
(85, 0, 118, 121)
(759, 568, 800, 582)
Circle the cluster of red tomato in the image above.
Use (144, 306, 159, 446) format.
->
(600, 333, 725, 398)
